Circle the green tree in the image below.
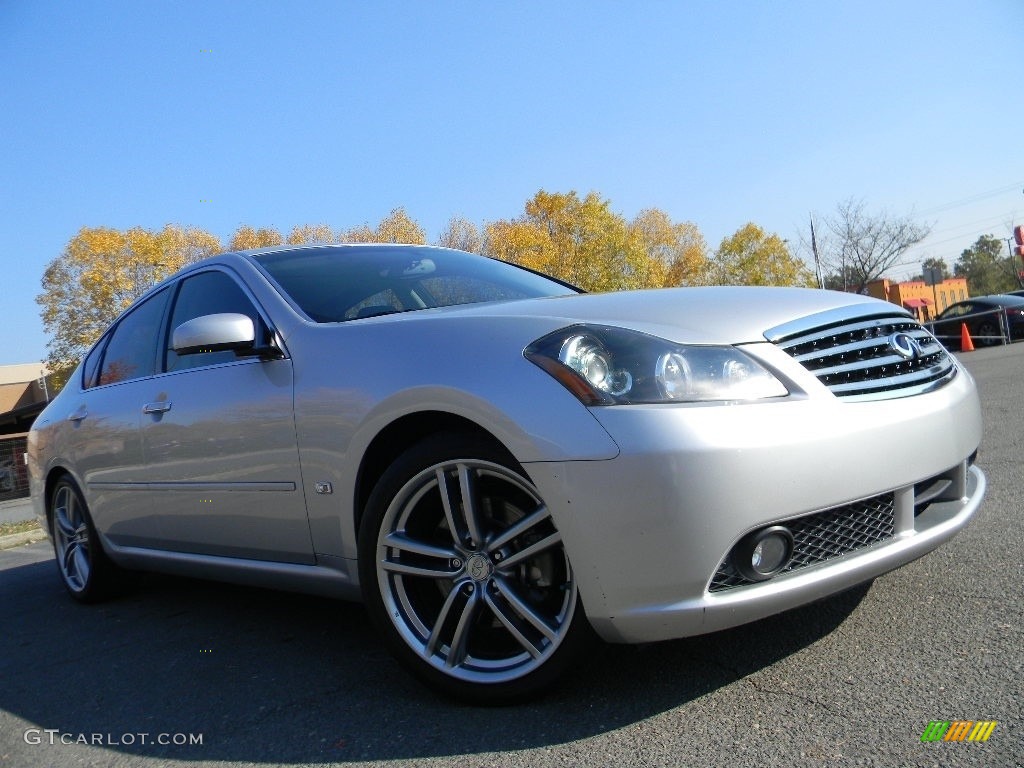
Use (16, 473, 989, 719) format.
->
(37, 224, 221, 390)
(712, 223, 815, 287)
(915, 256, 949, 283)
(954, 235, 1020, 295)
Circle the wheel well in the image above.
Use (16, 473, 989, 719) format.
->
(353, 412, 514, 538)
(42, 468, 71, 526)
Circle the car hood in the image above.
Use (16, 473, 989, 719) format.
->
(425, 286, 899, 345)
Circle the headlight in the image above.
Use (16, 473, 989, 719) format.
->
(525, 324, 789, 405)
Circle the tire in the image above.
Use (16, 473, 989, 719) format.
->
(49, 476, 125, 602)
(358, 433, 593, 704)
(977, 321, 999, 347)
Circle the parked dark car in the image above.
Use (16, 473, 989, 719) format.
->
(930, 294, 1024, 349)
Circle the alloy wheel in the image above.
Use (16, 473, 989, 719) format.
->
(375, 458, 577, 684)
(52, 483, 91, 593)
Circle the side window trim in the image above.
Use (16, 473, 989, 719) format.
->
(81, 335, 110, 390)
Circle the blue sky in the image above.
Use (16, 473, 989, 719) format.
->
(2, 0, 1022, 366)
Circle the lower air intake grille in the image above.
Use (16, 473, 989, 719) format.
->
(709, 493, 895, 592)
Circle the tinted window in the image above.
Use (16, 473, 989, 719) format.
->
(253, 246, 576, 323)
(940, 303, 966, 319)
(98, 287, 171, 385)
(417, 275, 531, 307)
(344, 288, 404, 319)
(166, 270, 261, 372)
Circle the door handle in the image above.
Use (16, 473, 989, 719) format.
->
(66, 410, 88, 422)
(142, 402, 172, 414)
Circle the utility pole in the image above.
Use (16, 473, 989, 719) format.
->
(922, 265, 942, 321)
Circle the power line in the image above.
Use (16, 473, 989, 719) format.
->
(910, 181, 1024, 217)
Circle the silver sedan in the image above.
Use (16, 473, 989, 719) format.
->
(28, 245, 985, 703)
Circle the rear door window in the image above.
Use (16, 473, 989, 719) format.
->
(97, 288, 171, 386)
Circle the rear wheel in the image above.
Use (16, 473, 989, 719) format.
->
(49, 476, 125, 602)
(358, 434, 592, 704)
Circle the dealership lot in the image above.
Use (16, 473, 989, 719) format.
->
(0, 346, 1020, 768)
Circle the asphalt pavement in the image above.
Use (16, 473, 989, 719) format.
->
(0, 346, 1020, 768)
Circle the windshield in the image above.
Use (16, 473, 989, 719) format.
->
(251, 246, 578, 322)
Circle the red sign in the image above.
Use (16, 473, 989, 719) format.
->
(1016, 226, 1024, 258)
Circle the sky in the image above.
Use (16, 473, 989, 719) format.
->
(2, 0, 1023, 366)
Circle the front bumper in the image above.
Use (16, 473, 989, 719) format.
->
(523, 364, 985, 644)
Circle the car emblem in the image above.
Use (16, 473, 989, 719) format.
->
(466, 554, 493, 581)
(888, 332, 922, 360)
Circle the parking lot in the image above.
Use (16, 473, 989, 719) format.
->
(0, 345, 1020, 768)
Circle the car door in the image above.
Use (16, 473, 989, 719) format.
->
(933, 303, 966, 345)
(67, 286, 174, 548)
(138, 268, 314, 564)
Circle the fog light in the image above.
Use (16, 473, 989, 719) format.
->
(732, 526, 794, 581)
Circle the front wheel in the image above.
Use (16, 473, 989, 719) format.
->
(976, 320, 1000, 347)
(358, 434, 592, 704)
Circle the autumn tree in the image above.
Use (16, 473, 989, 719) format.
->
(817, 199, 930, 293)
(711, 223, 815, 287)
(228, 225, 283, 251)
(38, 224, 221, 390)
(286, 223, 336, 245)
(339, 207, 426, 244)
(484, 190, 667, 292)
(436, 216, 483, 253)
(630, 208, 710, 286)
(954, 234, 1021, 295)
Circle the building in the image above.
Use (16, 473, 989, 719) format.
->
(866, 277, 969, 322)
(0, 363, 50, 435)
(0, 363, 50, 500)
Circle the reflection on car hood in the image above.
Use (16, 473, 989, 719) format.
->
(424, 286, 895, 345)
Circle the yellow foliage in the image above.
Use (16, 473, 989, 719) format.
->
(712, 223, 815, 287)
(484, 190, 673, 293)
(375, 208, 427, 244)
(286, 223, 336, 245)
(437, 217, 483, 253)
(631, 208, 711, 286)
(339, 224, 377, 243)
(38, 224, 222, 391)
(338, 208, 427, 245)
(228, 226, 283, 251)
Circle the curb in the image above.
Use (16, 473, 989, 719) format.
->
(0, 527, 48, 550)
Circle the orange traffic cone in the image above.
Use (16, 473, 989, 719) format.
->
(960, 323, 975, 352)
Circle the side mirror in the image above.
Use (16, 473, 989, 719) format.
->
(173, 313, 255, 356)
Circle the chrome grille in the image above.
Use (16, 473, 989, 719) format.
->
(766, 308, 956, 400)
(709, 493, 895, 592)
